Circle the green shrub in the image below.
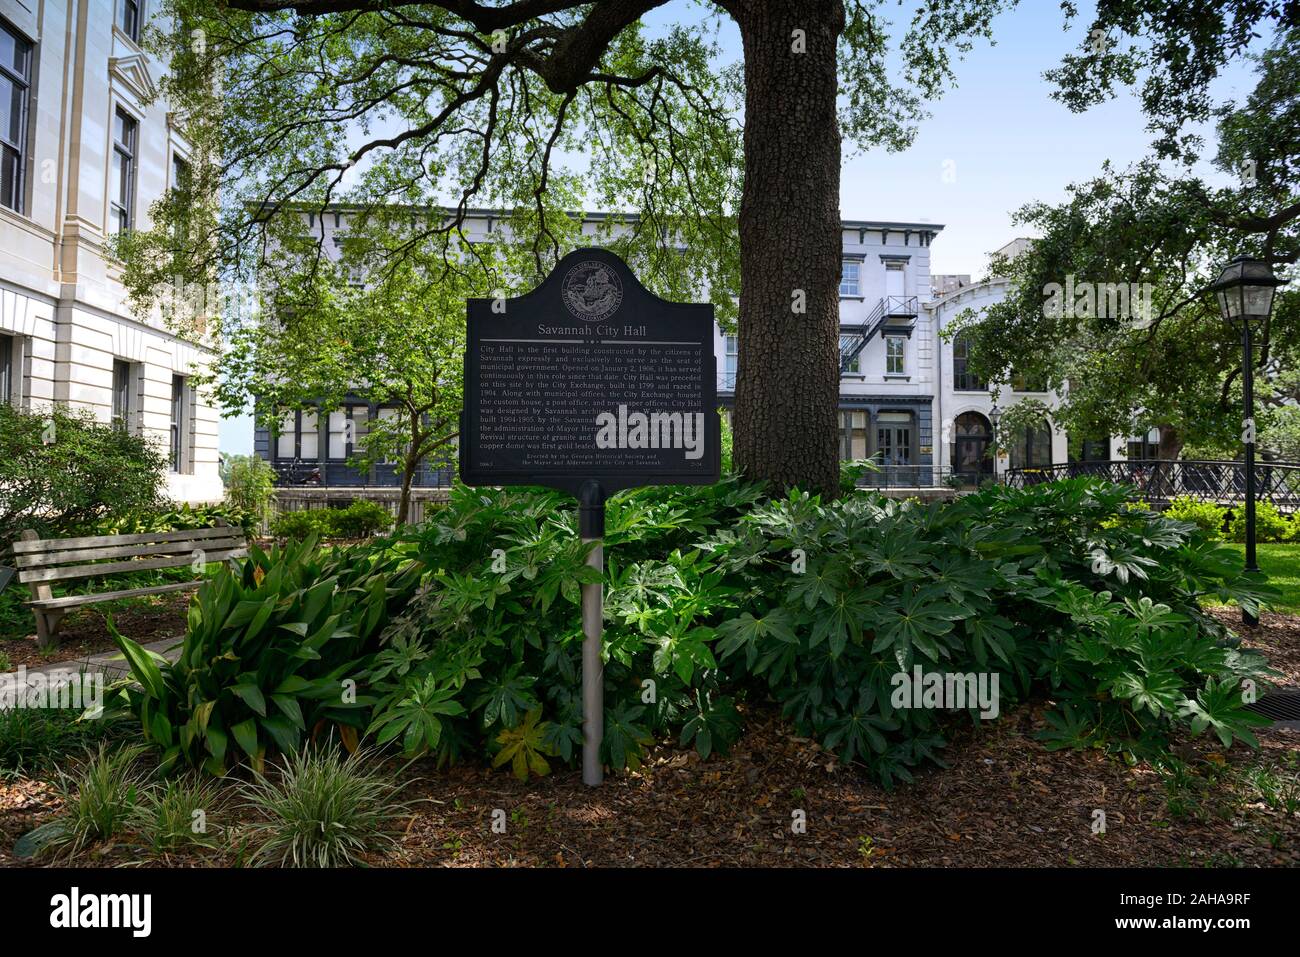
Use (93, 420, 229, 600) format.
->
(221, 454, 277, 528)
(106, 536, 422, 774)
(269, 509, 333, 540)
(270, 500, 395, 540)
(0, 403, 166, 546)
(97, 501, 254, 536)
(239, 747, 408, 867)
(1165, 497, 1228, 538)
(332, 499, 395, 537)
(1228, 500, 1294, 543)
(111, 476, 1277, 787)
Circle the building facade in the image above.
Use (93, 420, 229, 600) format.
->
(253, 208, 1132, 489)
(0, 1, 222, 503)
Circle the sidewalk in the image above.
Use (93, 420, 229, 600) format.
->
(0, 637, 181, 710)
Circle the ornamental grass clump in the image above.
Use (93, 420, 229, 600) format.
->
(239, 747, 409, 868)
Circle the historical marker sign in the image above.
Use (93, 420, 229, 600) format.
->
(460, 247, 720, 788)
(460, 247, 721, 495)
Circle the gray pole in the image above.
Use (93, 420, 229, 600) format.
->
(578, 480, 605, 786)
(1242, 322, 1259, 627)
(581, 540, 604, 786)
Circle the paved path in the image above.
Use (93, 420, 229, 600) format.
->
(0, 637, 181, 710)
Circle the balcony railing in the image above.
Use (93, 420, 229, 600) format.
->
(839, 296, 920, 374)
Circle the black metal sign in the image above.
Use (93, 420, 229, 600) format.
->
(459, 247, 721, 496)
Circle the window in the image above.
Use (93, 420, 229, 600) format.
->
(328, 407, 368, 460)
(0, 20, 31, 214)
(952, 332, 987, 391)
(839, 334, 861, 375)
(112, 360, 134, 431)
(171, 153, 191, 239)
(298, 411, 319, 460)
(839, 410, 868, 459)
(275, 411, 297, 459)
(1076, 438, 1111, 463)
(1126, 439, 1159, 461)
(118, 0, 142, 43)
(723, 335, 738, 390)
(169, 374, 187, 472)
(1009, 418, 1053, 469)
(110, 110, 138, 234)
(0, 332, 13, 404)
(839, 261, 860, 297)
(885, 336, 905, 376)
(1011, 372, 1047, 393)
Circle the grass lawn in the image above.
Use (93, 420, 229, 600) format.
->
(1215, 542, 1300, 614)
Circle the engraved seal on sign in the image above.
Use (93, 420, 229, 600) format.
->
(561, 261, 623, 322)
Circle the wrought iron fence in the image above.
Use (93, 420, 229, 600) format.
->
(854, 464, 972, 490)
(1001, 460, 1300, 513)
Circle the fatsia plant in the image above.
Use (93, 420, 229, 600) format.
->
(108, 470, 1278, 787)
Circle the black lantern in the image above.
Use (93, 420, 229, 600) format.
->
(1210, 256, 1286, 327)
(1208, 256, 1288, 626)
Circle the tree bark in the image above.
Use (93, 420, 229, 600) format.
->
(1157, 423, 1183, 460)
(398, 459, 415, 525)
(728, 0, 845, 498)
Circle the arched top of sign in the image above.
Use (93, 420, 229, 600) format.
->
(485, 246, 706, 321)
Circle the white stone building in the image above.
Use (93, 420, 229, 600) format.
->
(0, 1, 222, 503)
(717, 220, 943, 474)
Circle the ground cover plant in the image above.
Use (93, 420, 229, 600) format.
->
(269, 500, 395, 541)
(106, 474, 1278, 788)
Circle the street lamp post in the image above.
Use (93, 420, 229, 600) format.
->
(1208, 256, 1289, 627)
(989, 400, 1002, 482)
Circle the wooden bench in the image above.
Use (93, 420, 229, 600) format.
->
(10, 524, 248, 648)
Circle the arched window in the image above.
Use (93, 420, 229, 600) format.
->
(1008, 417, 1053, 469)
(952, 333, 986, 392)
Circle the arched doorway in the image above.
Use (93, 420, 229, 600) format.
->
(953, 411, 993, 483)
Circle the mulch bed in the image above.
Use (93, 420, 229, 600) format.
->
(0, 595, 188, 671)
(2, 611, 1298, 868)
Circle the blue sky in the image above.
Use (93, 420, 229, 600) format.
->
(218, 1, 1260, 455)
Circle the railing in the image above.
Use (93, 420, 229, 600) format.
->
(269, 486, 453, 531)
(854, 464, 970, 490)
(1002, 460, 1300, 513)
(839, 296, 920, 374)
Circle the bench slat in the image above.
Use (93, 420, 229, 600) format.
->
(19, 547, 248, 584)
(30, 580, 203, 610)
(10, 525, 238, 555)
(14, 537, 246, 569)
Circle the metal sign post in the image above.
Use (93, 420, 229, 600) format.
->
(459, 248, 720, 787)
(578, 479, 605, 786)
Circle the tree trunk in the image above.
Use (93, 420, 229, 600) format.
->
(1157, 424, 1183, 460)
(398, 460, 415, 525)
(729, 0, 845, 498)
